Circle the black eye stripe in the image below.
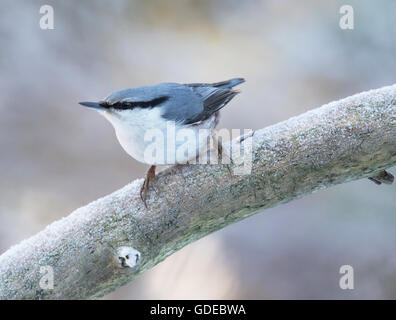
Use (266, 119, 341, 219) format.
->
(100, 96, 169, 110)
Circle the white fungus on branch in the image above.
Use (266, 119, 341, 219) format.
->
(117, 247, 141, 268)
(0, 84, 395, 299)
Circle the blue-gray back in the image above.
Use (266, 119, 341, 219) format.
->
(103, 78, 245, 125)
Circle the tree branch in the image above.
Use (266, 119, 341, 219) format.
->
(1, 84, 396, 299)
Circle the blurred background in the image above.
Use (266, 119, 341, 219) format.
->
(1, 0, 396, 299)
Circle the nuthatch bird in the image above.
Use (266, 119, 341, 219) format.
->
(79, 78, 245, 206)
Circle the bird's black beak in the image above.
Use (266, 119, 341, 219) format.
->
(79, 101, 107, 111)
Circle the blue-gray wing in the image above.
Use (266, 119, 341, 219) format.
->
(162, 78, 244, 125)
(183, 86, 239, 125)
(186, 78, 245, 90)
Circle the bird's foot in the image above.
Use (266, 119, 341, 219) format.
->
(140, 165, 156, 208)
(215, 137, 233, 177)
(368, 170, 394, 185)
(237, 130, 255, 144)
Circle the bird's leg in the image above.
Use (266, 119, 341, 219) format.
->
(140, 165, 156, 208)
(368, 170, 394, 185)
(238, 130, 255, 143)
(211, 131, 233, 176)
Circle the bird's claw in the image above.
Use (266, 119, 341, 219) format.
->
(140, 182, 148, 208)
(215, 139, 233, 177)
(139, 165, 156, 209)
(368, 170, 394, 185)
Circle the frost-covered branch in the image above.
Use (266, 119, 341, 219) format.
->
(1, 84, 396, 299)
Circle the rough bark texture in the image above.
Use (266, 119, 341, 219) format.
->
(1, 84, 396, 299)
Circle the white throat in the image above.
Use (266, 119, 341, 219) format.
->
(100, 108, 217, 165)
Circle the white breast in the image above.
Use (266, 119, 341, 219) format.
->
(101, 109, 217, 165)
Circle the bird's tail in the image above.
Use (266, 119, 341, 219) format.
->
(211, 78, 245, 89)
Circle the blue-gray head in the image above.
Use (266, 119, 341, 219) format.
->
(79, 78, 245, 125)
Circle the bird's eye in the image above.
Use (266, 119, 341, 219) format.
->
(113, 102, 133, 110)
